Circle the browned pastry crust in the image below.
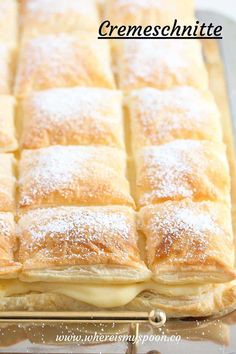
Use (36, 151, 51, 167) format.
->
(117, 39, 208, 91)
(14, 33, 115, 98)
(129, 87, 222, 150)
(20, 87, 124, 149)
(0, 212, 21, 278)
(18, 145, 134, 210)
(18, 206, 150, 283)
(138, 200, 235, 284)
(135, 140, 230, 207)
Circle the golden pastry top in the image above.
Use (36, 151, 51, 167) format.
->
(20, 87, 124, 149)
(129, 86, 222, 149)
(139, 199, 235, 284)
(18, 206, 150, 283)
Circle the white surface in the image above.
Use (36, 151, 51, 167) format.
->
(196, 0, 236, 21)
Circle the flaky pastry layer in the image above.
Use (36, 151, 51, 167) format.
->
(18, 146, 134, 209)
(0, 280, 235, 319)
(18, 206, 149, 282)
(129, 87, 222, 150)
(15, 33, 115, 98)
(117, 39, 208, 91)
(139, 200, 235, 284)
(135, 140, 230, 207)
(20, 87, 124, 149)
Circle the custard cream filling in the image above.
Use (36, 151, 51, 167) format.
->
(0, 280, 215, 308)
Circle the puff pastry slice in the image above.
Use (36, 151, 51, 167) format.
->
(138, 200, 235, 284)
(18, 145, 134, 210)
(129, 87, 222, 150)
(135, 141, 230, 207)
(18, 206, 150, 283)
(20, 87, 124, 149)
(117, 39, 208, 91)
(14, 33, 115, 98)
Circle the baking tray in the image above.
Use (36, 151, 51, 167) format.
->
(0, 10, 236, 354)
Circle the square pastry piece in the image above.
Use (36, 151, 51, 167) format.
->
(18, 206, 150, 283)
(0, 154, 16, 212)
(20, 88, 124, 149)
(117, 40, 208, 91)
(0, 96, 17, 152)
(129, 87, 222, 150)
(0, 43, 13, 95)
(135, 141, 230, 208)
(0, 0, 18, 48)
(0, 212, 21, 278)
(139, 200, 235, 284)
(14, 33, 115, 98)
(105, 0, 194, 26)
(18, 145, 134, 210)
(21, 0, 99, 38)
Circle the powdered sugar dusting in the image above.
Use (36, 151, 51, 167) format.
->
(120, 40, 204, 89)
(22, 87, 123, 148)
(19, 145, 132, 208)
(19, 206, 141, 266)
(21, 34, 76, 85)
(23, 207, 133, 243)
(26, 0, 96, 17)
(144, 201, 223, 263)
(131, 87, 221, 144)
(122, 40, 188, 86)
(137, 140, 227, 205)
(29, 88, 118, 122)
(0, 213, 13, 239)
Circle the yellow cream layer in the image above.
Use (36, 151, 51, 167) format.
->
(0, 280, 214, 308)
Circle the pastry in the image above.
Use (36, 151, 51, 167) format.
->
(135, 141, 230, 207)
(0, 43, 13, 94)
(21, 0, 99, 38)
(18, 145, 134, 210)
(105, 0, 194, 27)
(0, 0, 234, 321)
(129, 87, 222, 151)
(0, 212, 21, 278)
(138, 199, 235, 284)
(0, 0, 18, 48)
(0, 154, 16, 212)
(14, 33, 115, 98)
(0, 95, 18, 152)
(20, 87, 124, 149)
(117, 39, 208, 91)
(18, 206, 150, 283)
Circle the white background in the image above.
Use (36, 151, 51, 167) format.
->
(196, 0, 236, 21)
